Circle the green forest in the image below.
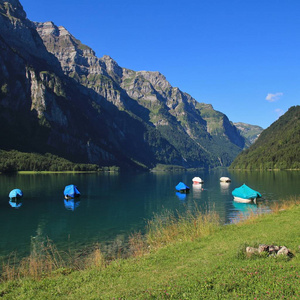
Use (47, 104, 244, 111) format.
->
(230, 106, 300, 170)
(0, 150, 119, 173)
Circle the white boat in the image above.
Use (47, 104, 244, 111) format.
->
(192, 177, 204, 184)
(220, 177, 231, 182)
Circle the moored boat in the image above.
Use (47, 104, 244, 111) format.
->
(175, 182, 190, 193)
(232, 184, 261, 203)
(192, 177, 204, 184)
(9, 188, 23, 200)
(64, 184, 81, 199)
(220, 177, 231, 182)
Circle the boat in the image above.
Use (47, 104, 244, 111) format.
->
(9, 188, 23, 200)
(232, 184, 261, 203)
(64, 184, 81, 199)
(175, 182, 190, 193)
(220, 177, 231, 182)
(192, 177, 204, 184)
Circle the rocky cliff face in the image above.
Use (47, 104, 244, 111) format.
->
(0, 0, 247, 169)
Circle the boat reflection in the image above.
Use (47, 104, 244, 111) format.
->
(192, 183, 203, 199)
(192, 183, 203, 190)
(232, 201, 258, 214)
(9, 198, 23, 209)
(176, 192, 187, 201)
(220, 182, 230, 194)
(64, 198, 80, 211)
(228, 201, 259, 223)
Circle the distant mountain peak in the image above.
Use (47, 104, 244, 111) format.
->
(234, 122, 263, 145)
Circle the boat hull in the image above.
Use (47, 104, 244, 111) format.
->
(177, 189, 190, 194)
(64, 194, 80, 200)
(233, 196, 256, 203)
(220, 177, 231, 182)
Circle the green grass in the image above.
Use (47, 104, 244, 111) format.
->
(1, 199, 300, 299)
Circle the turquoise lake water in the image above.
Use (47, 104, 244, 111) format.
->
(0, 170, 299, 260)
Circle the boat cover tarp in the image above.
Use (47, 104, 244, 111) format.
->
(175, 182, 190, 191)
(9, 189, 23, 198)
(232, 184, 261, 199)
(192, 177, 203, 183)
(64, 185, 80, 198)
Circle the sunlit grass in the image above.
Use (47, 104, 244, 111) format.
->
(146, 207, 220, 249)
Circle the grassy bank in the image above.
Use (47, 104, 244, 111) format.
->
(1, 198, 300, 299)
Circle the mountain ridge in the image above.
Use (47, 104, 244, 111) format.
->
(0, 0, 255, 170)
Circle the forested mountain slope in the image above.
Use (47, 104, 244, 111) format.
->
(230, 106, 300, 170)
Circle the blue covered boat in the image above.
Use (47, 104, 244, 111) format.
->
(9, 188, 23, 200)
(232, 184, 261, 203)
(175, 182, 190, 193)
(64, 184, 81, 199)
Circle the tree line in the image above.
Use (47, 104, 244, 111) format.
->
(0, 150, 119, 173)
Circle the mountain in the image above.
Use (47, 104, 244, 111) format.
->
(234, 122, 263, 145)
(0, 0, 247, 170)
(230, 106, 300, 170)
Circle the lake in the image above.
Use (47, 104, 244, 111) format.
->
(0, 170, 299, 261)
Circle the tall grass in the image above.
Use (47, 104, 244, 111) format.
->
(268, 195, 300, 213)
(146, 208, 220, 249)
(1, 239, 106, 281)
(1, 239, 66, 281)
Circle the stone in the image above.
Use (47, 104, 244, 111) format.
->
(258, 244, 269, 253)
(277, 246, 289, 256)
(246, 247, 259, 254)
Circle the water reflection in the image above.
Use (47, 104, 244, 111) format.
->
(64, 198, 81, 211)
(176, 192, 187, 201)
(232, 201, 258, 213)
(220, 182, 230, 194)
(9, 198, 22, 209)
(192, 183, 203, 198)
(228, 202, 258, 223)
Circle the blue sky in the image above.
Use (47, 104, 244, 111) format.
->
(21, 0, 300, 128)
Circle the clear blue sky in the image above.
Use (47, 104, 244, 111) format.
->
(21, 0, 300, 128)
